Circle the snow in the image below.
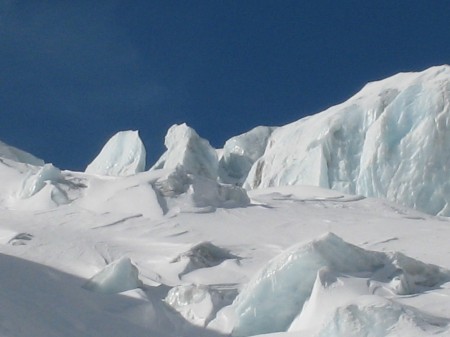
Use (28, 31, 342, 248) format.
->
(151, 123, 219, 180)
(1, 65, 450, 337)
(244, 65, 450, 216)
(85, 130, 146, 176)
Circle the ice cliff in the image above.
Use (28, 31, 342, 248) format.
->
(243, 65, 450, 216)
(85, 130, 146, 176)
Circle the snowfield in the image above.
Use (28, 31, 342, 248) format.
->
(1, 65, 450, 337)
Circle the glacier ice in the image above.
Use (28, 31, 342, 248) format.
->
(82, 257, 142, 294)
(0, 139, 44, 166)
(85, 130, 146, 176)
(228, 232, 450, 337)
(219, 126, 275, 184)
(244, 65, 450, 216)
(151, 124, 218, 180)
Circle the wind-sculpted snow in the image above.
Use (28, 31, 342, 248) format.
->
(151, 124, 218, 180)
(219, 126, 275, 184)
(228, 232, 450, 337)
(0, 139, 44, 166)
(244, 65, 450, 216)
(86, 130, 146, 176)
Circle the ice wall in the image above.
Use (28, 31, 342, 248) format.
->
(151, 124, 218, 180)
(244, 65, 450, 216)
(86, 130, 146, 176)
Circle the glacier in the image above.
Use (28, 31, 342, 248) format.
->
(85, 130, 146, 176)
(240, 65, 450, 216)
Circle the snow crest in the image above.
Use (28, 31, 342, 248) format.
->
(86, 130, 146, 176)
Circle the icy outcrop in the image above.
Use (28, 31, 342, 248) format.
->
(154, 166, 250, 212)
(0, 140, 44, 166)
(151, 124, 218, 180)
(219, 126, 275, 184)
(83, 257, 142, 294)
(229, 232, 450, 337)
(244, 65, 450, 216)
(86, 130, 146, 176)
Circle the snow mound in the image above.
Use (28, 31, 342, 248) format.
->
(165, 284, 237, 327)
(317, 295, 449, 337)
(229, 232, 450, 337)
(171, 242, 241, 276)
(86, 130, 146, 176)
(219, 126, 275, 184)
(83, 257, 142, 294)
(244, 65, 450, 216)
(151, 124, 218, 180)
(0, 139, 44, 166)
(154, 166, 250, 212)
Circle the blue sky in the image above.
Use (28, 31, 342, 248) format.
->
(1, 1, 449, 170)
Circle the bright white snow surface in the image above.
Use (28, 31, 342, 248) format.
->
(2, 65, 450, 337)
(85, 130, 146, 176)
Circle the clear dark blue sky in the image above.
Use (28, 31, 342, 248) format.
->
(1, 1, 449, 170)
